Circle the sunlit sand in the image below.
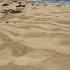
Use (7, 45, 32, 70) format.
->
(0, 1, 70, 70)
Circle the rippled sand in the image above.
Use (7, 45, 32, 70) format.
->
(0, 3, 70, 70)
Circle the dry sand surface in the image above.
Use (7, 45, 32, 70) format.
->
(0, 2, 70, 70)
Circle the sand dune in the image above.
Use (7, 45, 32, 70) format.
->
(0, 2, 70, 70)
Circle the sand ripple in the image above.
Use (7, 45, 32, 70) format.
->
(0, 3, 70, 70)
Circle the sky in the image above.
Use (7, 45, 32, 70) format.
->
(12, 0, 70, 2)
(26, 0, 70, 2)
(41, 0, 70, 2)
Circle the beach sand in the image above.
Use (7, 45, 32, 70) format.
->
(0, 2, 70, 70)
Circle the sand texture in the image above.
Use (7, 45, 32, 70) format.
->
(0, 2, 70, 70)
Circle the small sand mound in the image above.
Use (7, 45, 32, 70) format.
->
(1, 3, 9, 6)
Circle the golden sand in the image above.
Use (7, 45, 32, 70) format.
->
(0, 2, 70, 70)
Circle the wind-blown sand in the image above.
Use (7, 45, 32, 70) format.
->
(0, 2, 70, 70)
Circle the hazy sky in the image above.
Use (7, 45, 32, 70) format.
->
(29, 0, 70, 2)
(43, 0, 70, 1)
(12, 0, 70, 2)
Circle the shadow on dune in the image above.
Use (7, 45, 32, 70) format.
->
(0, 52, 70, 70)
(0, 31, 13, 51)
(12, 42, 33, 57)
(0, 30, 34, 57)
(0, 31, 70, 70)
